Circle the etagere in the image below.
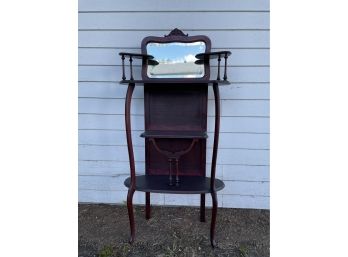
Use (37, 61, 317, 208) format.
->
(119, 28, 231, 247)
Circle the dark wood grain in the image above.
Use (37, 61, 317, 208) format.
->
(210, 82, 220, 248)
(145, 192, 151, 220)
(195, 51, 231, 60)
(210, 191, 218, 247)
(125, 83, 136, 243)
(124, 175, 224, 194)
(200, 193, 206, 222)
(210, 83, 220, 190)
(119, 52, 155, 59)
(144, 84, 207, 177)
(119, 79, 230, 85)
(121, 29, 227, 247)
(141, 131, 208, 139)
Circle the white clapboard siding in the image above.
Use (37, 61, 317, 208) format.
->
(79, 161, 223, 179)
(78, 0, 270, 12)
(79, 48, 270, 66)
(78, 0, 270, 209)
(79, 189, 270, 209)
(79, 160, 146, 175)
(163, 194, 222, 207)
(78, 145, 269, 165)
(79, 174, 128, 191)
(79, 190, 166, 205)
(79, 12, 269, 30)
(222, 195, 269, 209)
(79, 31, 269, 48)
(78, 98, 269, 117)
(78, 82, 270, 100)
(78, 65, 269, 83)
(79, 114, 270, 133)
(78, 130, 270, 149)
(78, 160, 269, 185)
(222, 165, 269, 182)
(223, 181, 269, 196)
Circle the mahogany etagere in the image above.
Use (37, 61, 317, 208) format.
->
(118, 29, 231, 247)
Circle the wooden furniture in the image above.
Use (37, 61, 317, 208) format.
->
(119, 29, 231, 247)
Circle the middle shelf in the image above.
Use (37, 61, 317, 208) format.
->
(140, 131, 208, 139)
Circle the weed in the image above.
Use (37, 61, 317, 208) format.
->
(99, 245, 113, 257)
(119, 243, 130, 256)
(238, 244, 249, 257)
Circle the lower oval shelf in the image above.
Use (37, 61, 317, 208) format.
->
(124, 175, 224, 194)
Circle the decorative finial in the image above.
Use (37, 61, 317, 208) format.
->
(165, 28, 188, 37)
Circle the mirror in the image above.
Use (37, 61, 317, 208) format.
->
(146, 41, 206, 78)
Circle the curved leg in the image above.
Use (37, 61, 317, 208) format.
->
(125, 83, 136, 244)
(210, 83, 220, 248)
(127, 188, 135, 244)
(200, 193, 206, 222)
(145, 192, 151, 220)
(210, 191, 218, 248)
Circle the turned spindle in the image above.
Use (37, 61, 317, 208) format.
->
(223, 53, 228, 81)
(129, 56, 134, 80)
(121, 54, 126, 80)
(217, 54, 221, 81)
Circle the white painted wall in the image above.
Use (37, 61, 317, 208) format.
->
(78, 0, 270, 209)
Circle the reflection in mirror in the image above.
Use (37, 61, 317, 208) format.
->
(146, 42, 206, 78)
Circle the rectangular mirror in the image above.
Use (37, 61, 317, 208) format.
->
(146, 42, 206, 78)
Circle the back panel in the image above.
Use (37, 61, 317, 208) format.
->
(144, 84, 208, 176)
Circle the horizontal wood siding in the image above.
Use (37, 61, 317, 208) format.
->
(78, 12, 269, 30)
(78, 0, 270, 209)
(79, 30, 269, 48)
(78, 0, 270, 12)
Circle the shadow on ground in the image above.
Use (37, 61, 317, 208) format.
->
(79, 204, 269, 257)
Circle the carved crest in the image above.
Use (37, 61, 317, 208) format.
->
(165, 28, 188, 37)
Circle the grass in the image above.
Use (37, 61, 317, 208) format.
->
(99, 246, 113, 257)
(238, 244, 249, 257)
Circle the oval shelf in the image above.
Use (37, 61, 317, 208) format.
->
(124, 175, 225, 194)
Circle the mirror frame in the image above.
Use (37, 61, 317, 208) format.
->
(141, 29, 211, 80)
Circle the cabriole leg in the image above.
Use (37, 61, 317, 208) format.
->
(210, 191, 218, 247)
(200, 193, 206, 222)
(127, 188, 136, 244)
(145, 192, 151, 220)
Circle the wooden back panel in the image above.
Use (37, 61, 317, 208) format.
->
(144, 84, 208, 176)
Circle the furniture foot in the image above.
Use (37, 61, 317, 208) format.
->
(145, 192, 151, 220)
(210, 191, 218, 247)
(127, 188, 136, 244)
(200, 193, 206, 222)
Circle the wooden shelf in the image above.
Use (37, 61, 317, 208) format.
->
(119, 79, 230, 85)
(118, 52, 155, 60)
(195, 51, 232, 60)
(140, 131, 208, 139)
(124, 175, 224, 194)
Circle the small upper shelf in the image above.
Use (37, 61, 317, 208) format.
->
(118, 52, 159, 66)
(118, 52, 154, 60)
(195, 51, 232, 60)
(141, 131, 208, 139)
